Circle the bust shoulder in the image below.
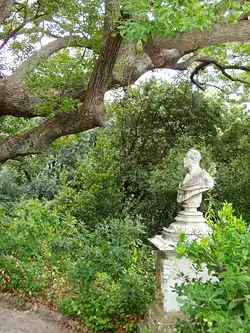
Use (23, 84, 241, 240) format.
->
(180, 169, 213, 190)
(199, 169, 214, 187)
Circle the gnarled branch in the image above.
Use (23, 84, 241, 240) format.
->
(143, 21, 250, 72)
(189, 57, 250, 90)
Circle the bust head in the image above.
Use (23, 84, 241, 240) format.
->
(177, 148, 214, 205)
(184, 148, 201, 171)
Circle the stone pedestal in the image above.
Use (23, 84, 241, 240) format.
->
(138, 148, 215, 332)
(140, 212, 212, 332)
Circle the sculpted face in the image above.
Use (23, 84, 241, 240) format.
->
(184, 154, 194, 170)
(184, 149, 201, 171)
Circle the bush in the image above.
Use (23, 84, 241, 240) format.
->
(56, 131, 124, 228)
(0, 200, 79, 295)
(175, 203, 250, 333)
(0, 200, 154, 332)
(214, 120, 250, 222)
(0, 166, 25, 204)
(58, 217, 155, 332)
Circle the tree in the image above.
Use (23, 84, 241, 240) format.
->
(0, 0, 250, 162)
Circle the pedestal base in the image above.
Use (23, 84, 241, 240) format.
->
(138, 302, 187, 333)
(147, 217, 213, 332)
(161, 208, 211, 241)
(175, 212, 205, 223)
(162, 221, 211, 242)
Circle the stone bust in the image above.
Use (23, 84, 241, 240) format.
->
(177, 149, 214, 204)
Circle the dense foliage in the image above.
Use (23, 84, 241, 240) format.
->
(0, 0, 250, 331)
(108, 81, 222, 233)
(55, 131, 124, 228)
(0, 200, 154, 332)
(0, 80, 250, 331)
(176, 203, 250, 333)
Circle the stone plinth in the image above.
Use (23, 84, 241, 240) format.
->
(141, 216, 212, 332)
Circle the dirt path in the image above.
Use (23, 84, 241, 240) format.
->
(0, 303, 71, 333)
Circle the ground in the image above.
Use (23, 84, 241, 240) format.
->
(0, 302, 71, 333)
(0, 294, 78, 333)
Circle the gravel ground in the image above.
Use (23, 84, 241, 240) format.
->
(0, 303, 71, 333)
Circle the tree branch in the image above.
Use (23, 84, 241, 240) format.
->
(121, 21, 250, 86)
(146, 21, 250, 54)
(0, 30, 122, 161)
(190, 62, 209, 90)
(190, 57, 250, 90)
(104, 0, 112, 40)
(115, 22, 250, 86)
(0, 107, 45, 118)
(143, 21, 250, 73)
(0, 77, 99, 119)
(174, 55, 203, 70)
(0, 13, 50, 50)
(79, 30, 122, 124)
(9, 35, 92, 80)
(0, 112, 88, 162)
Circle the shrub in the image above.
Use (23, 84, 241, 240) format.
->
(0, 200, 80, 295)
(0, 201, 154, 332)
(175, 203, 250, 333)
(0, 165, 25, 204)
(55, 131, 124, 228)
(58, 217, 155, 332)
